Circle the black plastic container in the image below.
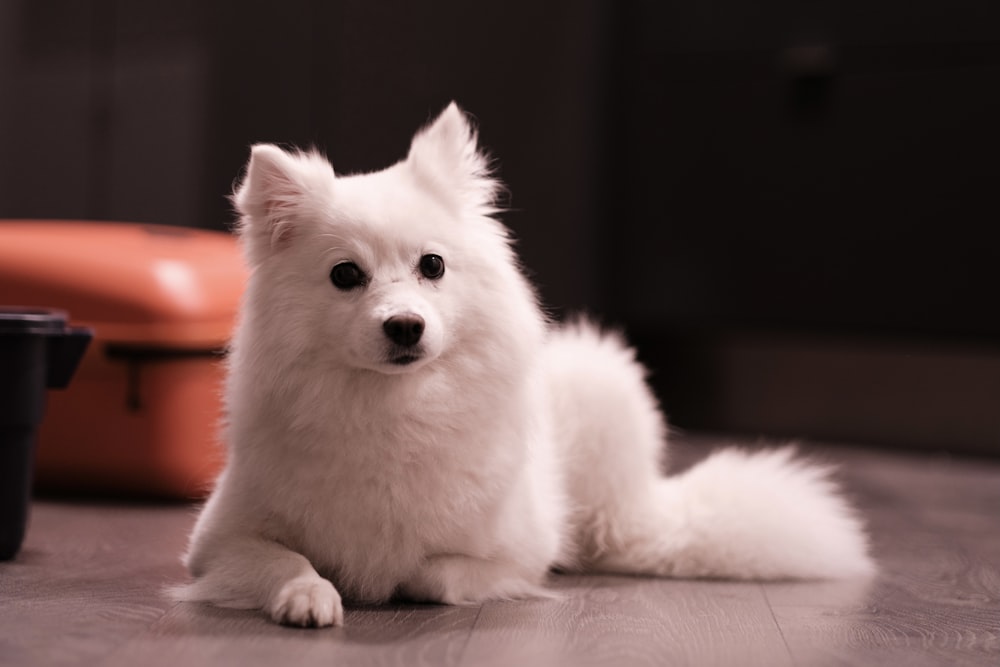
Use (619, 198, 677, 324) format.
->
(0, 308, 91, 560)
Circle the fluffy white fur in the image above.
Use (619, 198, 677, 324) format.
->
(177, 103, 874, 628)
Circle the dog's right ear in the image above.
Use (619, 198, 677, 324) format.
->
(233, 144, 334, 261)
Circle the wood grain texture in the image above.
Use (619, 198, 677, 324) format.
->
(103, 603, 482, 667)
(0, 503, 192, 667)
(463, 577, 792, 667)
(764, 445, 1000, 667)
(1, 436, 998, 667)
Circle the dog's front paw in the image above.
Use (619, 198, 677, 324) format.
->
(269, 576, 343, 628)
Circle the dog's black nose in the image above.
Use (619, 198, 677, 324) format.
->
(383, 314, 425, 347)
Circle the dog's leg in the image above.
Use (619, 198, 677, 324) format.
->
(175, 535, 344, 627)
(399, 554, 550, 604)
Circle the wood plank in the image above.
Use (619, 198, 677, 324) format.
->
(101, 602, 480, 667)
(765, 444, 1000, 666)
(767, 578, 1000, 667)
(0, 502, 193, 667)
(461, 576, 792, 667)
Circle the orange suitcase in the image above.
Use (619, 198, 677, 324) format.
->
(0, 221, 247, 498)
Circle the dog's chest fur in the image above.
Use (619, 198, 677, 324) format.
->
(232, 375, 530, 602)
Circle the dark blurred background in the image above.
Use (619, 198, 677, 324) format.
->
(1, 0, 998, 455)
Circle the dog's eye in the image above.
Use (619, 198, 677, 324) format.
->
(419, 254, 445, 280)
(330, 262, 366, 290)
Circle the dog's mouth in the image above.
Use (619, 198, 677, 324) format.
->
(385, 344, 425, 367)
(389, 353, 421, 366)
(378, 342, 433, 372)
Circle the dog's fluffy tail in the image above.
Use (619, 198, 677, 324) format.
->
(583, 447, 875, 580)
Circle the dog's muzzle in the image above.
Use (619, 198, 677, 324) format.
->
(383, 314, 425, 365)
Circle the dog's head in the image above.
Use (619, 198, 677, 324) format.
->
(232, 103, 519, 376)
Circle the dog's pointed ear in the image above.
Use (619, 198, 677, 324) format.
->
(406, 102, 500, 214)
(233, 144, 334, 261)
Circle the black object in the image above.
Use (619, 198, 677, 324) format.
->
(0, 308, 91, 560)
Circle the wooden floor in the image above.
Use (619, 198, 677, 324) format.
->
(2, 433, 998, 666)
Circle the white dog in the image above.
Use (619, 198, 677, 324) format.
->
(177, 103, 873, 627)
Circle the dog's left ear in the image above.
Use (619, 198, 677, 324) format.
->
(406, 102, 500, 214)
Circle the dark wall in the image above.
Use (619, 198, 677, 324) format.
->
(0, 0, 611, 315)
(608, 0, 1000, 339)
(2, 0, 999, 452)
(603, 1, 1000, 454)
